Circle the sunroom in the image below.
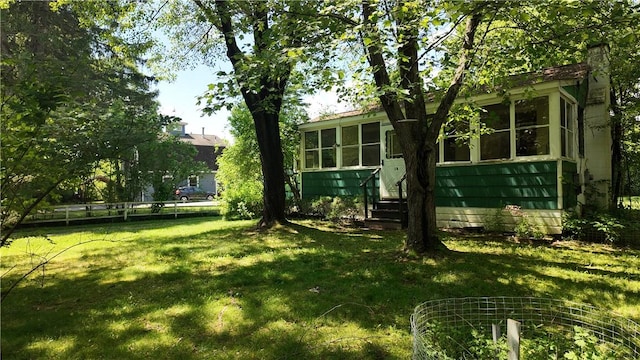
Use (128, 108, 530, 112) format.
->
(298, 46, 611, 233)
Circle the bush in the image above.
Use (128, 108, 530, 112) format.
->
(302, 196, 363, 221)
(513, 214, 545, 240)
(327, 196, 363, 220)
(484, 207, 507, 233)
(485, 205, 545, 239)
(220, 181, 263, 220)
(563, 210, 639, 244)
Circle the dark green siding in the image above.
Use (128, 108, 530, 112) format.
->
(302, 169, 378, 200)
(435, 161, 559, 209)
(302, 162, 561, 210)
(562, 161, 578, 209)
(563, 81, 589, 107)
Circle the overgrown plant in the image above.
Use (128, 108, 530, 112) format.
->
(564, 183, 639, 244)
(483, 206, 507, 233)
(505, 205, 545, 240)
(422, 323, 619, 359)
(306, 196, 363, 221)
(563, 211, 627, 244)
(220, 182, 263, 220)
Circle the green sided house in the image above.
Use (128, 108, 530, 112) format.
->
(298, 45, 612, 234)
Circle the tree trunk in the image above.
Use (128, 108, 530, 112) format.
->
(252, 109, 287, 227)
(403, 142, 442, 253)
(202, 0, 291, 228)
(361, 1, 482, 254)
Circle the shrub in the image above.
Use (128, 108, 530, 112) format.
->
(327, 196, 363, 220)
(483, 207, 507, 233)
(303, 196, 363, 221)
(563, 211, 628, 244)
(220, 181, 263, 220)
(513, 214, 545, 240)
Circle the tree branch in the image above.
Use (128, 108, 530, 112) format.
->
(426, 10, 483, 143)
(361, 0, 405, 122)
(1, 179, 66, 247)
(1, 238, 112, 302)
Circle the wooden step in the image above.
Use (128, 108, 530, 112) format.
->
(371, 208, 404, 220)
(364, 217, 403, 230)
(375, 199, 407, 211)
(364, 198, 408, 229)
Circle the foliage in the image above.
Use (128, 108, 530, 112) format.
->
(1, 219, 638, 358)
(483, 207, 507, 233)
(562, 210, 640, 245)
(422, 322, 620, 360)
(216, 104, 307, 219)
(565, 182, 640, 245)
(305, 196, 363, 221)
(220, 180, 263, 220)
(145, 0, 345, 226)
(0, 1, 161, 245)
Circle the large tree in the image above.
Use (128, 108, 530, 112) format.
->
(326, 1, 486, 253)
(216, 103, 307, 218)
(152, 0, 341, 228)
(1, 1, 161, 245)
(326, 0, 638, 253)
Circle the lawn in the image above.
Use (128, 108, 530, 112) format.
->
(1, 218, 639, 359)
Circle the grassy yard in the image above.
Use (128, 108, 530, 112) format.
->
(1, 218, 639, 359)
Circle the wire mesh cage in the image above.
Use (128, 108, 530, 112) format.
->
(411, 297, 639, 359)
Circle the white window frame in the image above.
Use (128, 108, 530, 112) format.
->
(303, 130, 320, 169)
(560, 96, 577, 159)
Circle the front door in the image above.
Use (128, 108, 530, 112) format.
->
(380, 124, 406, 199)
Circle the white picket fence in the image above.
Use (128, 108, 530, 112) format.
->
(24, 200, 219, 226)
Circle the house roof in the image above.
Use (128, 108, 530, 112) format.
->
(177, 134, 226, 171)
(508, 62, 590, 86)
(309, 62, 591, 123)
(179, 133, 228, 148)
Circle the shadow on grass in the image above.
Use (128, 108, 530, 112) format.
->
(2, 218, 639, 359)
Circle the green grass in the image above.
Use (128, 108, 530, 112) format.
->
(2, 218, 639, 359)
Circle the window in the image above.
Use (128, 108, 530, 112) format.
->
(361, 122, 380, 166)
(306, 123, 380, 169)
(442, 120, 470, 162)
(189, 175, 198, 187)
(321, 128, 337, 168)
(386, 130, 402, 159)
(480, 103, 511, 160)
(341, 125, 359, 166)
(515, 96, 549, 156)
(304, 131, 319, 169)
(560, 97, 575, 158)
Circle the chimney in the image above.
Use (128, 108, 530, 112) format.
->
(202, 127, 205, 137)
(586, 43, 610, 83)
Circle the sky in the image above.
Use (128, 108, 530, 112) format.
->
(155, 65, 352, 142)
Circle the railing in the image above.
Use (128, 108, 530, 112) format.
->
(22, 200, 220, 226)
(397, 173, 407, 227)
(360, 168, 381, 219)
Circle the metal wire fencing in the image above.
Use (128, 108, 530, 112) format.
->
(411, 297, 639, 359)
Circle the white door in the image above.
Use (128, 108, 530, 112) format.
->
(380, 124, 406, 199)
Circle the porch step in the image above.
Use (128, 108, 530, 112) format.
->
(364, 217, 403, 230)
(371, 208, 404, 220)
(364, 198, 407, 230)
(375, 199, 408, 211)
